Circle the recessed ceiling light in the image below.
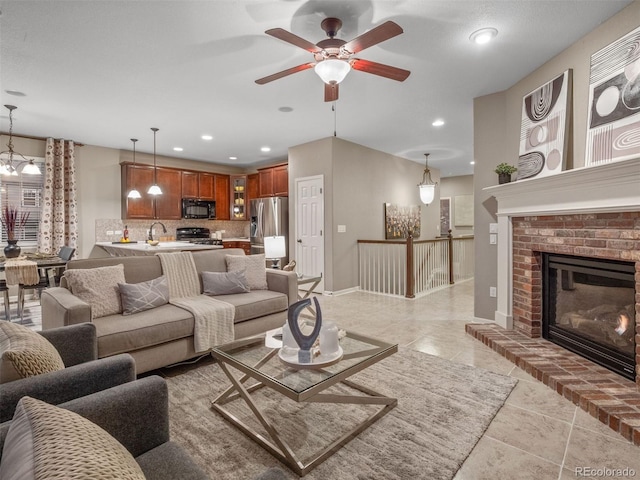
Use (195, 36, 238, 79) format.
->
(201, 135, 213, 141)
(470, 161, 476, 165)
(278, 106, 293, 113)
(173, 147, 183, 152)
(4, 90, 26, 97)
(261, 146, 271, 153)
(229, 156, 237, 160)
(432, 119, 445, 127)
(469, 27, 498, 45)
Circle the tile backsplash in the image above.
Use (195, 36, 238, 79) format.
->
(95, 219, 250, 243)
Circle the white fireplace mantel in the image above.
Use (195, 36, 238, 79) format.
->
(483, 158, 640, 329)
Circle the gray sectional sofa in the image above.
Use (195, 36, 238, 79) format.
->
(41, 248, 297, 373)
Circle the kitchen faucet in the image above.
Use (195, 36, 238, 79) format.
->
(148, 222, 167, 241)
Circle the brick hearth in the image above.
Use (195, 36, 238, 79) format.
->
(466, 323, 640, 445)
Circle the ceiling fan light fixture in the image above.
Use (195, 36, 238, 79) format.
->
(314, 59, 351, 84)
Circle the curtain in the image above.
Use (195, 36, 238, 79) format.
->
(38, 138, 78, 255)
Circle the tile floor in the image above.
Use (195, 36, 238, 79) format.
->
(16, 281, 640, 479)
(312, 281, 640, 480)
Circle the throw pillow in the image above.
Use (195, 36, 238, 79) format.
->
(118, 275, 170, 315)
(202, 270, 250, 295)
(0, 321, 65, 384)
(225, 254, 268, 290)
(0, 396, 146, 480)
(64, 264, 126, 319)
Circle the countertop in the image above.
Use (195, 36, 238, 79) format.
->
(96, 241, 224, 256)
(221, 237, 250, 243)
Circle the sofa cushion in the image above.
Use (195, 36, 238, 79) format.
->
(64, 264, 125, 319)
(225, 254, 268, 290)
(119, 275, 170, 315)
(211, 290, 288, 324)
(0, 322, 65, 384)
(93, 304, 195, 357)
(202, 270, 250, 295)
(0, 396, 145, 480)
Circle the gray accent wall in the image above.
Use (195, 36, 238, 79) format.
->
(439, 175, 474, 237)
(473, 0, 640, 321)
(289, 136, 440, 293)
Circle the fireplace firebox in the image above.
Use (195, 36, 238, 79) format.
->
(542, 253, 636, 380)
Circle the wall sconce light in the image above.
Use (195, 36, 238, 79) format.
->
(418, 153, 437, 205)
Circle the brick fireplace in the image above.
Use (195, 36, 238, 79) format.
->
(467, 159, 640, 443)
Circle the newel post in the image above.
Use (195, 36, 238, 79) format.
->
(448, 229, 454, 285)
(406, 235, 415, 298)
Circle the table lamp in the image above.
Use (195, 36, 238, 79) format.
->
(264, 236, 286, 269)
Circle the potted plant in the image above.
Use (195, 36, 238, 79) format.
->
(494, 163, 518, 184)
(1, 205, 30, 258)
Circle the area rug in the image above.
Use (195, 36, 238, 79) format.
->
(163, 348, 517, 479)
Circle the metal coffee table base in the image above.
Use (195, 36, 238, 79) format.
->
(211, 358, 397, 476)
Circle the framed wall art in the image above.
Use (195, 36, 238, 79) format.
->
(585, 25, 640, 167)
(384, 203, 421, 239)
(454, 195, 474, 227)
(517, 69, 572, 180)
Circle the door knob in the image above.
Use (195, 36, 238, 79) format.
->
(297, 239, 302, 243)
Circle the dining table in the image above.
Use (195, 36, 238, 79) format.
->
(0, 254, 69, 287)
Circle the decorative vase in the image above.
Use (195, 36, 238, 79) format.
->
(498, 173, 512, 185)
(4, 239, 21, 258)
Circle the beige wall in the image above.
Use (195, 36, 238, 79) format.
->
(473, 0, 640, 321)
(439, 175, 474, 237)
(289, 136, 439, 293)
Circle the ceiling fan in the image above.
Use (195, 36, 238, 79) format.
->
(255, 17, 411, 102)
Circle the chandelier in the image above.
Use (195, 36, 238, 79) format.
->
(0, 105, 41, 176)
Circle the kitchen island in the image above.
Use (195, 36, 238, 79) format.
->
(95, 241, 224, 257)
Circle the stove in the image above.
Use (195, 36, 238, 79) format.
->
(175, 227, 222, 246)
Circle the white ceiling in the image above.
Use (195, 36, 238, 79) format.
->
(0, 0, 632, 177)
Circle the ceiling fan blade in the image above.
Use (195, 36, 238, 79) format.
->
(342, 21, 403, 54)
(351, 58, 411, 82)
(324, 83, 339, 102)
(265, 28, 322, 53)
(255, 62, 316, 84)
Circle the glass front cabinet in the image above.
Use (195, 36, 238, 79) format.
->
(230, 175, 246, 220)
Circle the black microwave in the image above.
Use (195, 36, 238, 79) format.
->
(182, 199, 216, 219)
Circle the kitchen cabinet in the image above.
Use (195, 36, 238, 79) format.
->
(258, 164, 288, 197)
(247, 173, 259, 204)
(215, 174, 230, 220)
(122, 164, 181, 219)
(181, 172, 215, 200)
(230, 175, 247, 220)
(222, 240, 251, 255)
(153, 167, 182, 220)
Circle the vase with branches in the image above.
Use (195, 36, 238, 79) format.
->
(1, 205, 29, 258)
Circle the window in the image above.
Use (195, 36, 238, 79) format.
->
(0, 156, 45, 244)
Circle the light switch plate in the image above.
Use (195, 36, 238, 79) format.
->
(489, 234, 497, 244)
(337, 225, 346, 233)
(489, 286, 497, 297)
(489, 223, 498, 233)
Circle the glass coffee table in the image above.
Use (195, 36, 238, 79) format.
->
(210, 330, 398, 476)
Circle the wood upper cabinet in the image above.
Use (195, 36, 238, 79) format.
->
(181, 171, 215, 200)
(273, 164, 288, 196)
(122, 164, 155, 219)
(122, 164, 181, 219)
(153, 167, 182, 220)
(215, 174, 230, 220)
(230, 175, 247, 220)
(258, 164, 288, 197)
(247, 173, 259, 204)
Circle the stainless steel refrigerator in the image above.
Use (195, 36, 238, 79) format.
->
(250, 197, 288, 264)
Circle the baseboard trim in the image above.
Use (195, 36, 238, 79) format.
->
(322, 287, 359, 296)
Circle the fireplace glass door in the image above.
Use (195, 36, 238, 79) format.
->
(543, 253, 636, 380)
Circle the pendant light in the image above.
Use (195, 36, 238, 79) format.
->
(0, 105, 41, 176)
(127, 138, 141, 199)
(147, 127, 162, 195)
(418, 153, 437, 205)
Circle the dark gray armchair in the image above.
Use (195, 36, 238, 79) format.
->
(0, 376, 287, 480)
(0, 322, 136, 423)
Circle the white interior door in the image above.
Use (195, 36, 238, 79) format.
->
(295, 175, 324, 292)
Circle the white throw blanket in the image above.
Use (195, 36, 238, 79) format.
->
(157, 252, 234, 352)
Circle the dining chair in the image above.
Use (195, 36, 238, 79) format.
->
(18, 246, 76, 322)
(1, 280, 11, 321)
